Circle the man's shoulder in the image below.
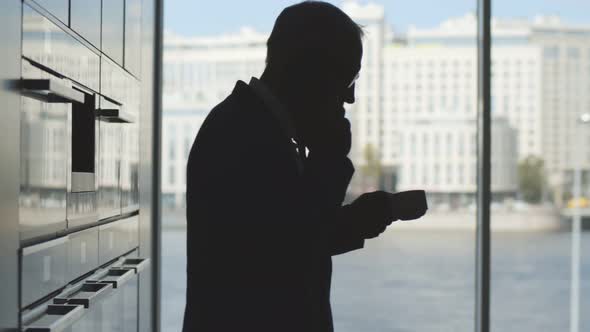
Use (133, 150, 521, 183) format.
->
(200, 81, 279, 142)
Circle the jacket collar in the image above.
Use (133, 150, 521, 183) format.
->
(248, 77, 296, 140)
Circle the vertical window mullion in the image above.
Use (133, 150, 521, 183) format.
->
(476, 0, 492, 331)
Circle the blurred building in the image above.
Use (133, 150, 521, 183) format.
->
(395, 116, 517, 206)
(162, 1, 590, 208)
(163, 28, 266, 109)
(161, 94, 209, 208)
(162, 29, 267, 207)
(344, 2, 590, 204)
(341, 1, 387, 168)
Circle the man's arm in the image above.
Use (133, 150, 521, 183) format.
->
(302, 154, 365, 256)
(191, 116, 392, 270)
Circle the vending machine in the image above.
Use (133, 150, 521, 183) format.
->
(0, 0, 161, 331)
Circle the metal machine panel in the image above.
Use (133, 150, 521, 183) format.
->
(84, 252, 144, 332)
(120, 122, 140, 214)
(67, 301, 100, 332)
(54, 282, 113, 308)
(20, 61, 70, 242)
(3, 0, 159, 330)
(21, 237, 69, 308)
(100, 57, 127, 105)
(137, 1, 162, 330)
(102, 0, 125, 65)
(70, 0, 102, 47)
(53, 280, 113, 332)
(98, 215, 122, 264)
(22, 4, 100, 92)
(68, 227, 99, 282)
(125, 0, 143, 76)
(0, 0, 22, 328)
(98, 216, 139, 264)
(122, 271, 139, 332)
(94, 269, 138, 332)
(98, 97, 123, 220)
(121, 79, 141, 213)
(122, 216, 140, 253)
(22, 304, 85, 332)
(67, 191, 99, 229)
(33, 0, 69, 24)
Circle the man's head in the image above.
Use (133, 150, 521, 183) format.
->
(262, 1, 363, 142)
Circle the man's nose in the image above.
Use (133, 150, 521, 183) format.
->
(343, 83, 355, 104)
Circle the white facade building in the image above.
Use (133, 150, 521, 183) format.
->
(162, 1, 590, 207)
(341, 1, 387, 165)
(161, 95, 209, 207)
(406, 13, 590, 176)
(396, 116, 517, 205)
(162, 29, 267, 207)
(163, 28, 266, 109)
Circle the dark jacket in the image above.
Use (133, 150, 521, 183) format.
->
(183, 81, 363, 332)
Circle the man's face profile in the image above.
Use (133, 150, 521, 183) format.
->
(264, 1, 364, 143)
(293, 50, 362, 140)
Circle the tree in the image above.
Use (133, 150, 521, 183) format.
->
(518, 156, 545, 203)
(361, 143, 382, 178)
(359, 143, 383, 191)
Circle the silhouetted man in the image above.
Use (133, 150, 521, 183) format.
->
(183, 2, 399, 331)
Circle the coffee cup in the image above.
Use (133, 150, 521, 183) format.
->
(389, 190, 428, 221)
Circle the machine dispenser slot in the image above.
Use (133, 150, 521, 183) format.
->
(21, 79, 86, 104)
(23, 304, 85, 332)
(120, 258, 150, 273)
(54, 282, 113, 309)
(71, 92, 97, 193)
(87, 268, 135, 288)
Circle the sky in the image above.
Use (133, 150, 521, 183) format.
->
(164, 0, 590, 37)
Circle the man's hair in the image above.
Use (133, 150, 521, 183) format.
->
(266, 1, 363, 79)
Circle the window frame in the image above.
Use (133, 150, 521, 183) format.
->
(475, 0, 492, 331)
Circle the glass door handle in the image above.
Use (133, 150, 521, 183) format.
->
(23, 304, 85, 332)
(87, 267, 135, 288)
(53, 282, 113, 309)
(120, 257, 150, 273)
(21, 79, 86, 104)
(97, 108, 136, 123)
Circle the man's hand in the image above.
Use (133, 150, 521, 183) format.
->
(303, 107, 351, 158)
(344, 191, 398, 239)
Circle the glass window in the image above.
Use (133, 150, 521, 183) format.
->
(491, 3, 589, 332)
(169, 138, 176, 160)
(459, 134, 465, 156)
(184, 137, 191, 159)
(447, 163, 453, 184)
(163, 2, 477, 332)
(423, 132, 430, 156)
(567, 47, 580, 59)
(544, 46, 560, 59)
(168, 165, 175, 185)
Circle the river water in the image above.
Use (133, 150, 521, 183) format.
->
(161, 226, 590, 332)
